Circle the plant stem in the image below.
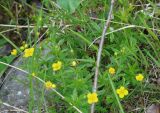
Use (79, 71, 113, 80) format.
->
(107, 73, 124, 113)
(91, 0, 115, 112)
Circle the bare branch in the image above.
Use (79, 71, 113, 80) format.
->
(91, 0, 115, 113)
(0, 102, 29, 113)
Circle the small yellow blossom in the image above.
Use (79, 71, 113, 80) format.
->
(20, 46, 25, 50)
(45, 81, 56, 89)
(32, 72, 36, 76)
(116, 86, 128, 98)
(109, 67, 116, 75)
(20, 42, 28, 50)
(36, 32, 40, 36)
(71, 61, 77, 67)
(11, 49, 17, 56)
(136, 74, 144, 81)
(52, 61, 62, 71)
(22, 41, 26, 44)
(87, 92, 98, 104)
(120, 47, 125, 53)
(23, 48, 34, 58)
(24, 44, 28, 48)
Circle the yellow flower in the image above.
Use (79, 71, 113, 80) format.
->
(109, 67, 115, 75)
(32, 72, 36, 76)
(71, 61, 77, 67)
(120, 47, 125, 53)
(136, 74, 144, 81)
(23, 48, 34, 58)
(36, 32, 40, 36)
(87, 92, 98, 104)
(116, 86, 128, 98)
(11, 49, 17, 56)
(22, 41, 26, 44)
(24, 44, 28, 48)
(52, 61, 62, 71)
(20, 41, 28, 50)
(20, 46, 25, 50)
(45, 81, 56, 89)
(20, 43, 28, 50)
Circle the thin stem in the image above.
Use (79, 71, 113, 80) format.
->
(0, 33, 21, 52)
(89, 17, 160, 47)
(89, 25, 135, 48)
(0, 101, 29, 113)
(91, 0, 115, 113)
(0, 24, 48, 28)
(107, 73, 124, 113)
(33, 29, 49, 46)
(0, 28, 17, 34)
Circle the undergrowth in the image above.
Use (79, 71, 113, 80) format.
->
(0, 0, 160, 113)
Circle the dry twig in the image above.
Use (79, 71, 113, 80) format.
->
(0, 102, 28, 113)
(91, 0, 115, 113)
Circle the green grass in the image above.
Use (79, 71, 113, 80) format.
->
(0, 0, 160, 112)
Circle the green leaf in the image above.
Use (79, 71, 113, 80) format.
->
(57, 0, 81, 13)
(0, 39, 7, 47)
(0, 56, 14, 77)
(72, 88, 78, 101)
(0, 4, 13, 18)
(0, 33, 21, 52)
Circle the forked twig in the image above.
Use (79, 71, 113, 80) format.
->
(91, 0, 115, 113)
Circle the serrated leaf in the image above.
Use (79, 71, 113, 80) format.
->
(72, 88, 78, 101)
(0, 39, 7, 47)
(57, 0, 81, 13)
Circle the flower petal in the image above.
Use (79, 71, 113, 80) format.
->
(58, 61, 62, 65)
(94, 97, 98, 103)
(88, 99, 93, 104)
(120, 86, 125, 90)
(116, 89, 120, 94)
(87, 93, 91, 98)
(124, 90, 128, 95)
(119, 94, 124, 98)
(92, 92, 97, 97)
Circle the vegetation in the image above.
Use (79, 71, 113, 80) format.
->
(0, 0, 160, 112)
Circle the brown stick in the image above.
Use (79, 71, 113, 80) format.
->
(90, 0, 115, 113)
